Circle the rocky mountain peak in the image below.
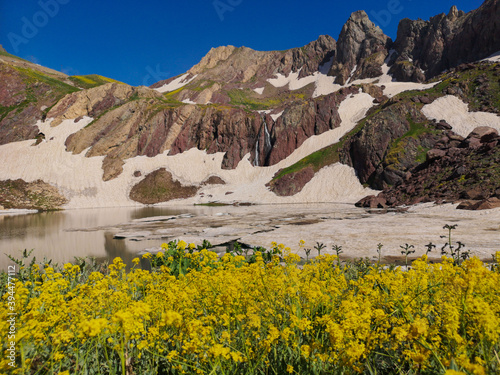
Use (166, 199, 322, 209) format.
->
(390, 0, 500, 82)
(0, 45, 5, 53)
(189, 45, 237, 74)
(447, 5, 461, 19)
(328, 10, 391, 84)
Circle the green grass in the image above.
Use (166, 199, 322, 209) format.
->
(0, 50, 31, 63)
(0, 65, 79, 125)
(13, 66, 79, 97)
(226, 88, 306, 111)
(68, 74, 124, 89)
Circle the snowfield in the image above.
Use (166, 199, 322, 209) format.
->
(154, 73, 197, 93)
(0, 94, 376, 209)
(422, 95, 500, 137)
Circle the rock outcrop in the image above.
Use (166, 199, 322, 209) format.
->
(159, 35, 336, 86)
(340, 100, 441, 189)
(0, 179, 68, 210)
(129, 168, 199, 204)
(390, 0, 500, 82)
(328, 11, 391, 85)
(48, 83, 160, 126)
(0, 61, 77, 145)
(266, 166, 315, 197)
(151, 35, 336, 105)
(258, 87, 357, 167)
(65, 87, 355, 180)
(356, 126, 500, 210)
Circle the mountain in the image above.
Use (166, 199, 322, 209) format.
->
(389, 0, 500, 82)
(328, 10, 391, 85)
(0, 0, 499, 211)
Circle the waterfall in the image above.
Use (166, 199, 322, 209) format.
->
(253, 139, 260, 167)
(264, 123, 271, 150)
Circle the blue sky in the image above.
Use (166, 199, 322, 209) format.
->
(0, 0, 483, 86)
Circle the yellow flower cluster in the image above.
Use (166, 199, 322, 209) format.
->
(1, 244, 499, 374)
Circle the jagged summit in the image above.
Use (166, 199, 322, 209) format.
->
(389, 0, 500, 81)
(328, 10, 391, 84)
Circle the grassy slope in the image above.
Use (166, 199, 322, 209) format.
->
(68, 74, 125, 89)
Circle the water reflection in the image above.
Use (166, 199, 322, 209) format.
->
(2, 203, 498, 271)
(0, 207, 195, 271)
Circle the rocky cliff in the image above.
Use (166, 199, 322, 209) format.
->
(389, 0, 500, 81)
(328, 10, 391, 85)
(357, 126, 500, 210)
(61, 81, 355, 181)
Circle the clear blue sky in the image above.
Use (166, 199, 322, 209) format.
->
(0, 0, 483, 86)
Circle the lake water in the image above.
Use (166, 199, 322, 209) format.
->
(0, 206, 206, 271)
(1, 203, 499, 271)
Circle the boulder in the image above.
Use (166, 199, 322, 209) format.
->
(467, 126, 499, 143)
(426, 149, 447, 161)
(458, 197, 500, 211)
(202, 176, 226, 185)
(355, 194, 387, 209)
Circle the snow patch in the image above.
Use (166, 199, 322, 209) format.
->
(182, 98, 197, 104)
(482, 50, 500, 62)
(422, 95, 500, 137)
(267, 69, 343, 98)
(270, 111, 284, 121)
(253, 87, 265, 95)
(267, 69, 317, 90)
(155, 73, 197, 93)
(345, 64, 357, 85)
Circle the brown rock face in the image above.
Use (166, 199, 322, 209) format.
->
(390, 1, 500, 81)
(0, 62, 76, 145)
(65, 87, 354, 181)
(340, 101, 438, 189)
(357, 126, 500, 210)
(255, 87, 358, 168)
(129, 168, 198, 204)
(328, 11, 391, 84)
(267, 166, 315, 197)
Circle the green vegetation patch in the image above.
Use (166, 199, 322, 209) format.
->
(0, 179, 68, 210)
(385, 116, 433, 166)
(227, 88, 306, 111)
(13, 66, 78, 97)
(69, 74, 124, 89)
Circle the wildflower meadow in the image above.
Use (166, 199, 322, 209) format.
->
(1, 240, 500, 374)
